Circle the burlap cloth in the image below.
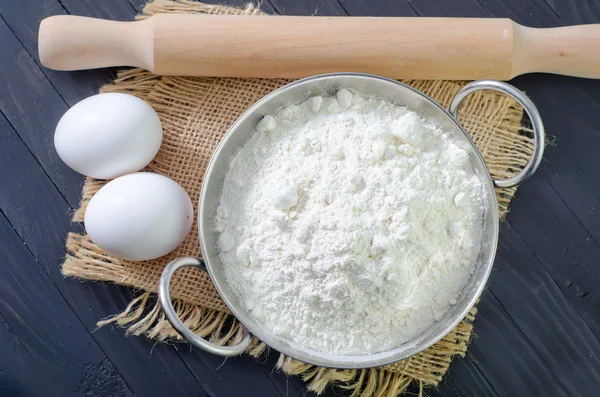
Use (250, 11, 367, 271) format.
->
(62, 1, 535, 395)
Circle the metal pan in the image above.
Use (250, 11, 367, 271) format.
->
(158, 73, 544, 368)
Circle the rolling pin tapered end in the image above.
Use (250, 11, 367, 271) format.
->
(39, 15, 154, 72)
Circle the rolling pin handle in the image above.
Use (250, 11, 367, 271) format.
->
(38, 15, 154, 72)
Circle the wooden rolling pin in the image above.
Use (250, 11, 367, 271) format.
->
(38, 14, 600, 80)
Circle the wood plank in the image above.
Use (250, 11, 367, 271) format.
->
(0, 17, 83, 208)
(541, 80, 600, 184)
(75, 278, 289, 397)
(337, 0, 418, 16)
(0, 313, 58, 397)
(427, 354, 500, 397)
(491, 222, 600, 394)
(176, 349, 285, 397)
(486, 0, 600, 25)
(511, 75, 600, 233)
(507, 176, 600, 339)
(0, 111, 209, 396)
(540, 0, 600, 24)
(71, 284, 216, 397)
(58, 0, 137, 17)
(200, 0, 277, 14)
(0, 211, 131, 397)
(540, 142, 600, 246)
(406, 0, 491, 17)
(257, 352, 313, 397)
(469, 0, 559, 26)
(465, 289, 569, 396)
(267, 0, 347, 15)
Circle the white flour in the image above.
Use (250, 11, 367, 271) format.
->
(216, 89, 485, 355)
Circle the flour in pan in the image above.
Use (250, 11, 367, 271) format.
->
(216, 90, 485, 355)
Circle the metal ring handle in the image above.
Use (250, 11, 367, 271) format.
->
(449, 80, 545, 189)
(158, 257, 252, 356)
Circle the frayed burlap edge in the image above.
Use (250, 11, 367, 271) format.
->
(95, 288, 477, 396)
(62, 1, 535, 396)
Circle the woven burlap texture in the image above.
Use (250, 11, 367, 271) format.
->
(61, 1, 535, 396)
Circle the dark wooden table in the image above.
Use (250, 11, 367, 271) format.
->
(1, 0, 600, 396)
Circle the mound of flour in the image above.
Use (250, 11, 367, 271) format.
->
(216, 89, 485, 355)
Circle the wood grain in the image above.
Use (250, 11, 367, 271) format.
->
(177, 349, 287, 397)
(403, 0, 491, 17)
(466, 290, 570, 396)
(267, 0, 347, 15)
(509, 177, 600, 339)
(0, 209, 130, 396)
(492, 222, 600, 394)
(0, 313, 59, 397)
(338, 0, 418, 17)
(0, 17, 83, 208)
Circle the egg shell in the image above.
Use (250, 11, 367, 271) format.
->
(54, 93, 163, 179)
(84, 173, 193, 261)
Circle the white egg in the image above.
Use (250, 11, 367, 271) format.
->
(84, 173, 193, 261)
(54, 93, 163, 179)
